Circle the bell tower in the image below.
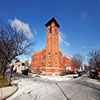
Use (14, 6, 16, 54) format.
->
(45, 17, 60, 76)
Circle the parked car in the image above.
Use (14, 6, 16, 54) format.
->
(78, 71, 85, 76)
(77, 71, 82, 77)
(73, 72, 79, 78)
(22, 69, 28, 76)
(89, 70, 99, 79)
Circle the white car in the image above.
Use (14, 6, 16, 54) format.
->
(73, 72, 79, 78)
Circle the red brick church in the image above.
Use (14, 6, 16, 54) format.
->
(31, 17, 75, 76)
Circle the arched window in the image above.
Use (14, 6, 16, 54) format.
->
(48, 62, 51, 67)
(44, 49, 46, 52)
(55, 62, 57, 67)
(44, 60, 45, 64)
(55, 53, 57, 58)
(48, 53, 51, 58)
(49, 26, 51, 34)
(55, 26, 56, 34)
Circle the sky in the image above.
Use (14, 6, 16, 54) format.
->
(0, 0, 100, 64)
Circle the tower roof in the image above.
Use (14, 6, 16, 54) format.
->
(45, 17, 60, 27)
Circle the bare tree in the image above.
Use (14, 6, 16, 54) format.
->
(0, 19, 34, 77)
(84, 64, 88, 71)
(71, 53, 84, 70)
(88, 50, 100, 70)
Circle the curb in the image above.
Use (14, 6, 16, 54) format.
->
(1, 85, 18, 100)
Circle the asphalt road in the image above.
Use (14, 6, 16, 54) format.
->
(57, 75, 100, 100)
(7, 74, 100, 100)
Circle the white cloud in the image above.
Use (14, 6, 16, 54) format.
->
(59, 31, 70, 46)
(33, 28, 37, 34)
(81, 12, 87, 20)
(11, 18, 33, 39)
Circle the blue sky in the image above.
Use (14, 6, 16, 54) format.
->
(0, 0, 100, 64)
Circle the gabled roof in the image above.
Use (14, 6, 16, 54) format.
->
(45, 17, 60, 27)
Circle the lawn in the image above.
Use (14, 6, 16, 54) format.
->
(0, 74, 12, 88)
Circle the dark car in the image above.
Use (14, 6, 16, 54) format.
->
(89, 70, 99, 79)
(77, 71, 84, 77)
(22, 69, 28, 76)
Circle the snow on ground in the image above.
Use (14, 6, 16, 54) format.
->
(40, 75, 73, 81)
(7, 74, 73, 100)
(7, 77, 68, 100)
(87, 78, 100, 85)
(7, 78, 41, 100)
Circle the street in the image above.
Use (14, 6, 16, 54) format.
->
(7, 74, 100, 100)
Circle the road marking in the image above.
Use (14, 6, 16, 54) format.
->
(56, 82, 69, 100)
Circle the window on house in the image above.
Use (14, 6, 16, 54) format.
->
(48, 53, 51, 58)
(55, 26, 56, 34)
(48, 62, 51, 67)
(49, 26, 51, 34)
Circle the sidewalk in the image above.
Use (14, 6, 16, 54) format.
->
(0, 85, 18, 100)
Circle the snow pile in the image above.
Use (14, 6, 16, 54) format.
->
(40, 75, 73, 81)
